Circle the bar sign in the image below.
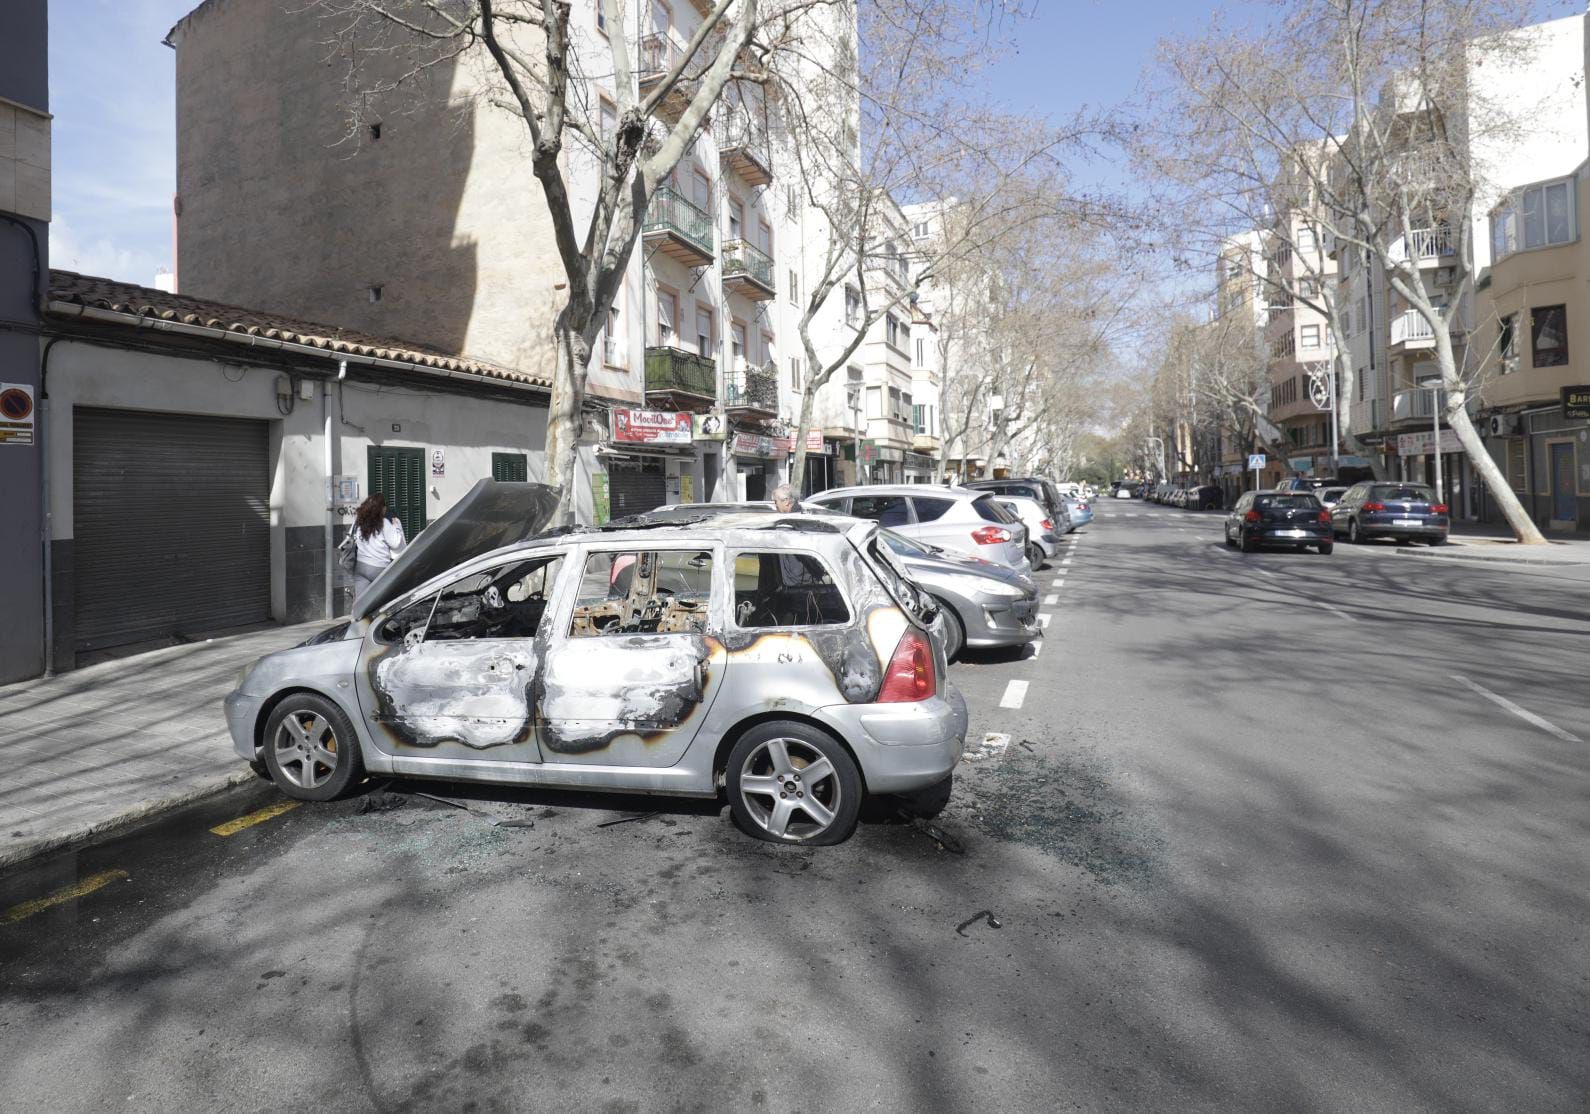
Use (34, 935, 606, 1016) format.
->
(1562, 385, 1590, 420)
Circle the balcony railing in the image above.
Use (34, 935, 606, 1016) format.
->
(1392, 387, 1437, 422)
(1389, 227, 1455, 265)
(1350, 397, 1387, 433)
(638, 33, 681, 80)
(1389, 310, 1436, 349)
(644, 345, 716, 400)
(643, 185, 714, 266)
(725, 362, 779, 413)
(716, 116, 773, 186)
(867, 251, 910, 284)
(722, 239, 775, 299)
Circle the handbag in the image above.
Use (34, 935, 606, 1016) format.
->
(337, 528, 358, 573)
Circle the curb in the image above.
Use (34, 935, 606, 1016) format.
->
(0, 768, 258, 872)
(1393, 548, 1590, 568)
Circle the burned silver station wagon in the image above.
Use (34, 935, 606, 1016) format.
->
(225, 481, 968, 844)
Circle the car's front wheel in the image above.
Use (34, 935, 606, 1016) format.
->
(1348, 519, 1364, 544)
(726, 722, 863, 846)
(934, 599, 966, 663)
(262, 693, 365, 802)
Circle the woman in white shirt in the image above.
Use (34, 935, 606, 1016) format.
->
(349, 494, 406, 600)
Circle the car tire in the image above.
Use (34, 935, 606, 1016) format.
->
(261, 692, 365, 802)
(1027, 544, 1045, 571)
(1318, 542, 1334, 555)
(726, 722, 863, 846)
(1348, 519, 1364, 544)
(1240, 535, 1258, 553)
(1427, 536, 1447, 546)
(935, 600, 966, 663)
(891, 774, 953, 821)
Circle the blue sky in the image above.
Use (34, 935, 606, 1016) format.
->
(46, 0, 1585, 285)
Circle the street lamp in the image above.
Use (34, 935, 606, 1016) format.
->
(846, 384, 864, 485)
(1416, 373, 1444, 503)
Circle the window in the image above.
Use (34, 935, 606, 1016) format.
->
(865, 385, 883, 418)
(596, 0, 609, 32)
(1343, 307, 1352, 336)
(691, 169, 712, 213)
(603, 302, 622, 365)
(788, 268, 799, 305)
(599, 99, 616, 141)
(1300, 324, 1321, 349)
(1491, 176, 1577, 260)
(914, 338, 926, 366)
(732, 552, 849, 627)
(730, 320, 747, 365)
(758, 219, 773, 256)
(728, 197, 744, 240)
(491, 452, 529, 483)
(1499, 313, 1517, 371)
(695, 307, 713, 357)
(912, 402, 934, 434)
(656, 287, 678, 345)
(971, 497, 1018, 524)
(1506, 438, 1528, 492)
(368, 122, 382, 141)
(845, 286, 862, 326)
(368, 285, 383, 303)
(423, 556, 563, 642)
(1296, 228, 1316, 253)
(885, 314, 902, 349)
(911, 495, 953, 522)
(786, 184, 801, 215)
(1531, 304, 1568, 367)
(888, 386, 903, 422)
(912, 221, 930, 239)
(569, 549, 712, 638)
(848, 495, 911, 526)
(789, 356, 802, 390)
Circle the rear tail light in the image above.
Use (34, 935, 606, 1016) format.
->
(1363, 502, 1386, 512)
(1317, 510, 1331, 524)
(1244, 510, 1260, 523)
(1430, 503, 1449, 514)
(1041, 518, 1054, 531)
(878, 627, 937, 703)
(970, 526, 1012, 545)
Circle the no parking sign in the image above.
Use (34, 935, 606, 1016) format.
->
(0, 383, 35, 446)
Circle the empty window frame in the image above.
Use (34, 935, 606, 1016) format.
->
(731, 552, 850, 627)
(1531, 304, 1569, 367)
(421, 556, 564, 642)
(569, 549, 713, 638)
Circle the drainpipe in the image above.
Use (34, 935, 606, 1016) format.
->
(323, 368, 337, 620)
(39, 336, 63, 675)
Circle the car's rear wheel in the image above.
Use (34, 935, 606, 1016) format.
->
(727, 722, 862, 846)
(1240, 534, 1258, 553)
(1318, 542, 1334, 555)
(1427, 535, 1446, 546)
(262, 693, 365, 802)
(934, 599, 966, 663)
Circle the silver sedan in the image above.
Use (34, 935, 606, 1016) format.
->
(878, 529, 1040, 660)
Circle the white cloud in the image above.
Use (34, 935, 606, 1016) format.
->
(50, 216, 167, 286)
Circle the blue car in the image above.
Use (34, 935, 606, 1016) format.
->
(1062, 496, 1093, 529)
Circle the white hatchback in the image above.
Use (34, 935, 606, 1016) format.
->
(806, 485, 1030, 571)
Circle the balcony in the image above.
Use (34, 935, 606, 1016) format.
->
(721, 239, 775, 300)
(716, 118, 773, 186)
(866, 251, 910, 286)
(637, 35, 691, 124)
(1392, 387, 1437, 424)
(1389, 227, 1455, 266)
(1388, 310, 1435, 351)
(643, 185, 714, 268)
(1350, 397, 1387, 434)
(912, 431, 941, 454)
(725, 362, 779, 417)
(644, 345, 717, 409)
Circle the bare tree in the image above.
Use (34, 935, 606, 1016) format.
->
(319, 0, 819, 522)
(1140, 0, 1552, 542)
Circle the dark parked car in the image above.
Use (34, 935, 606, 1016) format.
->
(1225, 490, 1334, 554)
(961, 477, 1068, 524)
(1330, 482, 1449, 545)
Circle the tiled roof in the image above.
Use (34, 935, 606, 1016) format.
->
(48, 270, 550, 390)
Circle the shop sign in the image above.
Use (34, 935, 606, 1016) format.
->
(732, 432, 777, 458)
(613, 408, 692, 445)
(1287, 456, 1314, 473)
(591, 472, 611, 524)
(767, 429, 826, 454)
(1396, 428, 1462, 456)
(692, 412, 727, 441)
(0, 383, 36, 446)
(1563, 385, 1590, 420)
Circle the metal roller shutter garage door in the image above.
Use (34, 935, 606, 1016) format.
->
(73, 408, 272, 652)
(606, 457, 667, 518)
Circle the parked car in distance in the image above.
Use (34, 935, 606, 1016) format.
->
(226, 481, 968, 846)
(878, 529, 1039, 660)
(806, 485, 1030, 571)
(1063, 495, 1094, 528)
(1225, 490, 1334, 554)
(1331, 482, 1449, 545)
(1318, 486, 1349, 511)
(996, 495, 1064, 567)
(962, 477, 1069, 526)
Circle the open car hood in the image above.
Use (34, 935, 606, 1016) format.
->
(350, 479, 560, 622)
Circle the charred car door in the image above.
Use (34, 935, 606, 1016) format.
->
(537, 544, 727, 766)
(354, 552, 567, 763)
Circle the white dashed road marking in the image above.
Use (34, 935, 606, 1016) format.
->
(1000, 680, 1029, 709)
(1452, 673, 1582, 743)
(1030, 641, 1043, 658)
(1044, 593, 1059, 604)
(1039, 613, 1052, 628)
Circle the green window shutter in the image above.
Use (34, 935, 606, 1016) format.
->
(368, 446, 427, 542)
(491, 452, 529, 483)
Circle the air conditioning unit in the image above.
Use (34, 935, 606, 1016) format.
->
(1488, 413, 1520, 437)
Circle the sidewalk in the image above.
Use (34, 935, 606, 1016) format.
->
(0, 621, 324, 870)
(1394, 521, 1590, 566)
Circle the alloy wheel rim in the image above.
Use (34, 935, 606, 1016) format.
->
(739, 737, 842, 841)
(273, 711, 339, 789)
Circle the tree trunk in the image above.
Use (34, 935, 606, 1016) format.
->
(547, 311, 591, 525)
(1444, 389, 1545, 544)
(790, 383, 818, 495)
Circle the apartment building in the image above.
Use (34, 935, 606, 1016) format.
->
(1261, 216, 1340, 484)
(167, 0, 858, 518)
(1333, 12, 1586, 519)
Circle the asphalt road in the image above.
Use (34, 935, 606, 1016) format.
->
(3, 504, 1587, 1112)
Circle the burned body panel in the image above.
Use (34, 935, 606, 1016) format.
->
(537, 633, 719, 761)
(371, 640, 541, 752)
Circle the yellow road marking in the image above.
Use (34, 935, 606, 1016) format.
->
(4, 868, 130, 925)
(209, 799, 300, 837)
